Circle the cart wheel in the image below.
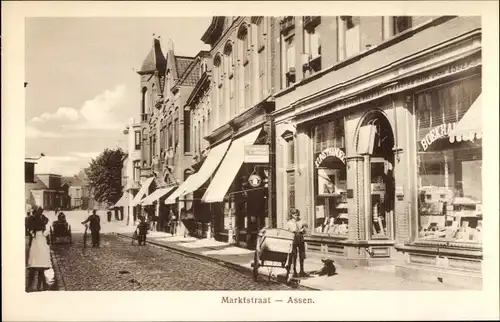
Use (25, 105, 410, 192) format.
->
(252, 251, 259, 281)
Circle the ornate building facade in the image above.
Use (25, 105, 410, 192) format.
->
(273, 16, 482, 288)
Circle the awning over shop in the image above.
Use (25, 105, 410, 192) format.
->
(202, 128, 262, 203)
(114, 193, 129, 208)
(141, 186, 176, 206)
(131, 177, 155, 206)
(449, 94, 482, 143)
(165, 140, 231, 204)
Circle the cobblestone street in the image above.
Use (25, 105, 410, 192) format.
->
(51, 232, 307, 291)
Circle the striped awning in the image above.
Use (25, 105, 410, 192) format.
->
(449, 94, 482, 143)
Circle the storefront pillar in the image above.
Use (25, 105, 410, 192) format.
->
(295, 127, 313, 227)
(344, 155, 369, 263)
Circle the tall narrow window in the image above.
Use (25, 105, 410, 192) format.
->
(257, 18, 267, 100)
(226, 41, 236, 117)
(168, 122, 173, 149)
(197, 120, 201, 153)
(284, 34, 296, 87)
(174, 118, 179, 149)
(134, 131, 141, 150)
(201, 117, 206, 150)
(343, 16, 361, 58)
(141, 87, 148, 120)
(303, 17, 322, 76)
(238, 26, 251, 110)
(184, 110, 191, 153)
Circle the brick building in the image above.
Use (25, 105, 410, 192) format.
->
(165, 17, 280, 246)
(134, 36, 203, 231)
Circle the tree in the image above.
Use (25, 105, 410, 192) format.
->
(85, 148, 126, 205)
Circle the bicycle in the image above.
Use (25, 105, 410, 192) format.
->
(83, 224, 89, 249)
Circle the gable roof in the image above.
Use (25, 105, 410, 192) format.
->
(62, 176, 85, 187)
(26, 176, 49, 190)
(175, 56, 195, 82)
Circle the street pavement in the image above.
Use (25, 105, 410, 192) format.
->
(44, 210, 307, 290)
(35, 210, 465, 291)
(51, 232, 307, 291)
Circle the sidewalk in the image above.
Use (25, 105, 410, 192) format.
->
(114, 225, 462, 291)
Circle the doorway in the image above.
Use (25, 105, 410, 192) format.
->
(357, 111, 396, 240)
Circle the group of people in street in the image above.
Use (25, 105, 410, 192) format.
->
(25, 207, 52, 292)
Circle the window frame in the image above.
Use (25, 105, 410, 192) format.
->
(134, 131, 141, 150)
(412, 74, 483, 247)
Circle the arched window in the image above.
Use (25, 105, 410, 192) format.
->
(224, 42, 236, 117)
(213, 54, 225, 125)
(256, 17, 267, 100)
(141, 87, 148, 116)
(238, 25, 251, 110)
(151, 84, 156, 109)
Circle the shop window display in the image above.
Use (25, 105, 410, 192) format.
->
(416, 76, 482, 243)
(312, 119, 348, 236)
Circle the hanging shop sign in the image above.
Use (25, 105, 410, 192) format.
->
(420, 122, 456, 151)
(248, 174, 263, 187)
(315, 147, 346, 167)
(244, 145, 269, 163)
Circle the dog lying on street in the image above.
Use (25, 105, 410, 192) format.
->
(313, 259, 337, 277)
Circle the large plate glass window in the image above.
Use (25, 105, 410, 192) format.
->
(415, 75, 482, 243)
(312, 118, 348, 236)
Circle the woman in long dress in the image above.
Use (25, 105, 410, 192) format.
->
(26, 207, 51, 292)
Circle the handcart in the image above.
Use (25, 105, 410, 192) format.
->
(49, 221, 72, 245)
(252, 228, 295, 282)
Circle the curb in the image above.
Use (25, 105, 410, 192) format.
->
(116, 233, 319, 291)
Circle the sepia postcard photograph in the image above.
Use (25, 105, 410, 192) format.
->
(2, 1, 499, 321)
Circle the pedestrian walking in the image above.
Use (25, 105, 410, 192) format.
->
(136, 215, 149, 246)
(169, 209, 177, 236)
(150, 213, 158, 232)
(81, 210, 101, 247)
(26, 207, 51, 292)
(285, 208, 309, 278)
(107, 209, 112, 222)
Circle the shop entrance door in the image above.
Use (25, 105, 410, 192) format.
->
(358, 112, 396, 240)
(369, 157, 395, 239)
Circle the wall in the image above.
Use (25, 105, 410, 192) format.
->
(275, 16, 480, 111)
(208, 17, 277, 132)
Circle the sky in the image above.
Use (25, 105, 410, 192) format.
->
(25, 17, 211, 176)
